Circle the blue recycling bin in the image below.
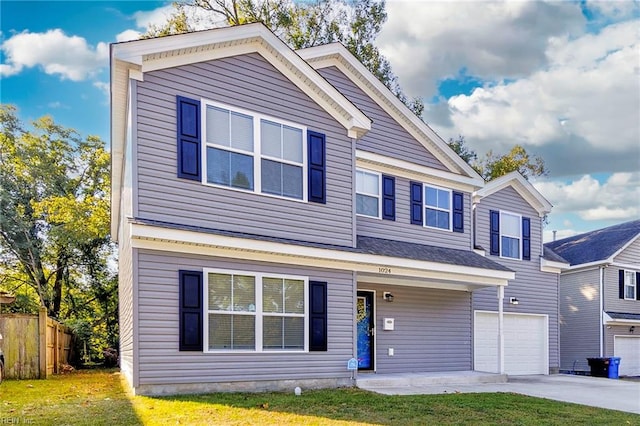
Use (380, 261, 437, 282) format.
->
(608, 357, 621, 379)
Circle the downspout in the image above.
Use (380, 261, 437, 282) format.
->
(498, 285, 505, 374)
(599, 266, 605, 357)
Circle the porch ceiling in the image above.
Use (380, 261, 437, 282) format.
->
(357, 272, 497, 292)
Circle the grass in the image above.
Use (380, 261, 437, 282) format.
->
(1, 369, 638, 425)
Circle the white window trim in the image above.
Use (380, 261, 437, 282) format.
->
(203, 268, 309, 353)
(624, 270, 637, 301)
(499, 210, 522, 260)
(201, 99, 308, 202)
(356, 168, 382, 219)
(423, 183, 452, 231)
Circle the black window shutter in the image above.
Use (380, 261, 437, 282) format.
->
(309, 281, 327, 351)
(382, 175, 395, 221)
(176, 96, 201, 181)
(179, 270, 203, 351)
(452, 191, 464, 233)
(619, 269, 625, 299)
(308, 131, 326, 204)
(410, 181, 423, 225)
(522, 217, 531, 260)
(636, 272, 640, 300)
(490, 210, 500, 256)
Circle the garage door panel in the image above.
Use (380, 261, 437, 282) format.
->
(615, 336, 640, 376)
(474, 311, 548, 375)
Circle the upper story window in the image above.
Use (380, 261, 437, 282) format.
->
(500, 212, 522, 259)
(203, 101, 306, 201)
(489, 210, 531, 261)
(624, 270, 637, 300)
(356, 169, 381, 218)
(204, 269, 308, 352)
(425, 185, 451, 230)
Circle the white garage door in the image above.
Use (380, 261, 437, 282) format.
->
(474, 311, 548, 375)
(614, 336, 640, 376)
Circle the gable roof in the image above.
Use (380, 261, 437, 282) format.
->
(110, 23, 371, 239)
(473, 171, 553, 217)
(297, 43, 484, 186)
(545, 219, 640, 266)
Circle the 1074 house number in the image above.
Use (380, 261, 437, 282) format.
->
(378, 267, 392, 274)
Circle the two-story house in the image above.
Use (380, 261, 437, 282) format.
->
(545, 220, 640, 376)
(110, 23, 562, 396)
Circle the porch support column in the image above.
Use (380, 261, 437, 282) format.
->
(497, 286, 505, 374)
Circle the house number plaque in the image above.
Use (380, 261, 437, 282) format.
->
(378, 267, 392, 274)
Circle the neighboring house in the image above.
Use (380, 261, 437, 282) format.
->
(545, 220, 640, 376)
(110, 23, 562, 396)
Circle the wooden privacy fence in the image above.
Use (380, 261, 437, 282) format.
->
(0, 307, 74, 379)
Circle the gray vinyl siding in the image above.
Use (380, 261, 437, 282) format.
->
(317, 66, 448, 171)
(358, 283, 472, 373)
(613, 236, 640, 264)
(558, 268, 602, 371)
(474, 186, 559, 370)
(357, 176, 472, 250)
(118, 222, 135, 386)
(135, 53, 354, 247)
(604, 266, 640, 314)
(135, 249, 354, 386)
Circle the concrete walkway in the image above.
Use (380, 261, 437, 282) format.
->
(358, 374, 640, 414)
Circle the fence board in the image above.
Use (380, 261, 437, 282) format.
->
(0, 307, 74, 379)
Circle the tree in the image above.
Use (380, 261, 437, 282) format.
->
(0, 105, 112, 320)
(144, 0, 425, 117)
(447, 135, 546, 181)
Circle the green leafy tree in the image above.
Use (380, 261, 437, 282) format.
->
(0, 105, 112, 320)
(447, 135, 477, 165)
(143, 0, 425, 117)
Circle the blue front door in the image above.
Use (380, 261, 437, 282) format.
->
(357, 291, 374, 370)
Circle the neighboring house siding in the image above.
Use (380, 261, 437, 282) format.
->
(558, 268, 602, 371)
(358, 283, 472, 373)
(604, 266, 640, 314)
(135, 53, 354, 247)
(135, 250, 354, 387)
(357, 178, 471, 250)
(317, 66, 449, 171)
(474, 187, 559, 370)
(613, 237, 640, 264)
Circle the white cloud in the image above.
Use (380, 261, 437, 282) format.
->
(93, 81, 110, 98)
(534, 172, 640, 222)
(586, 0, 640, 20)
(132, 5, 177, 29)
(0, 29, 108, 81)
(379, 1, 585, 97)
(116, 29, 141, 42)
(431, 19, 639, 172)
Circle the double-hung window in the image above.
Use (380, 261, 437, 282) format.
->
(356, 169, 381, 218)
(624, 270, 637, 300)
(203, 101, 306, 200)
(500, 211, 522, 259)
(204, 269, 308, 352)
(425, 185, 451, 230)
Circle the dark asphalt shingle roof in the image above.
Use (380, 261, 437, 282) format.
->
(544, 220, 640, 266)
(542, 246, 568, 263)
(607, 312, 640, 321)
(132, 218, 511, 272)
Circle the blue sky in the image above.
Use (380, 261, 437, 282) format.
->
(1, 0, 638, 241)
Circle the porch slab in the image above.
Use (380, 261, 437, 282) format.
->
(356, 371, 507, 391)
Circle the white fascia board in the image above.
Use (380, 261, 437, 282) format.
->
(298, 43, 483, 180)
(356, 150, 483, 191)
(561, 261, 610, 273)
(610, 262, 640, 271)
(603, 312, 640, 325)
(540, 257, 570, 273)
(110, 56, 131, 241)
(473, 171, 552, 216)
(111, 23, 371, 139)
(130, 223, 514, 286)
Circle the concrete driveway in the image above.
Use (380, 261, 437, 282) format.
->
(365, 374, 640, 414)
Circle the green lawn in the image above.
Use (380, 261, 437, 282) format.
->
(1, 369, 638, 425)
